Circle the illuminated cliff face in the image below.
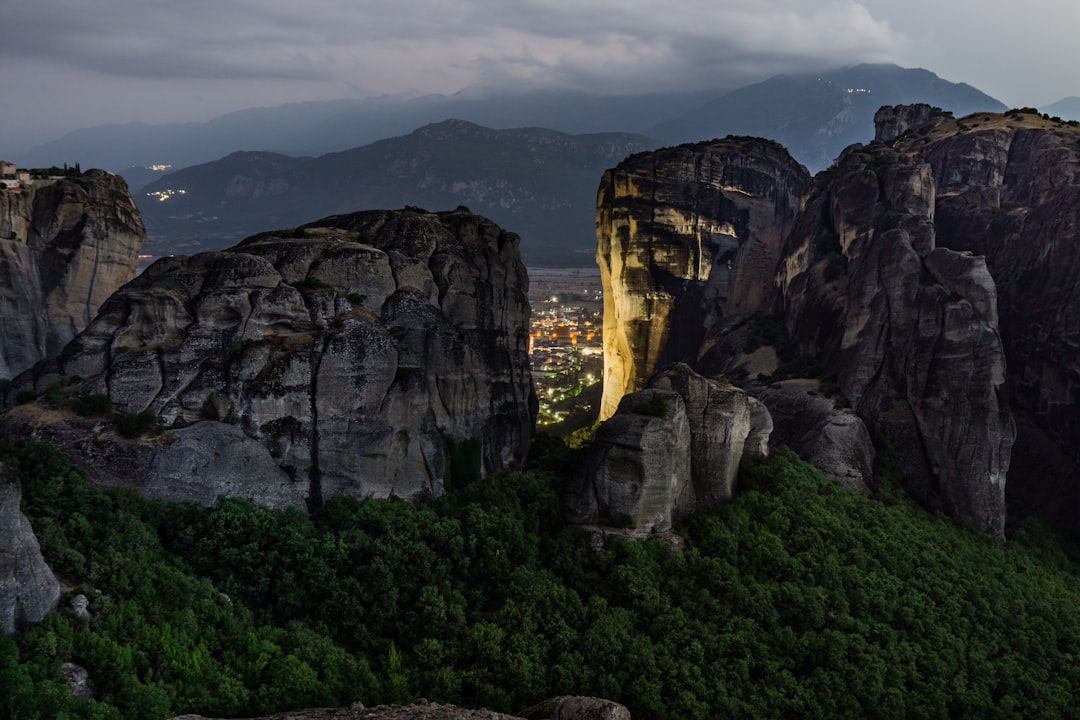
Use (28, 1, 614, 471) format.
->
(594, 138, 811, 419)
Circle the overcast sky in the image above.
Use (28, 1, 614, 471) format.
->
(2, 0, 1077, 151)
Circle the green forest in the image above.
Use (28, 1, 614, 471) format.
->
(3, 436, 1080, 720)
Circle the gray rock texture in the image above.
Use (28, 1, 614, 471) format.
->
(566, 364, 771, 536)
(519, 696, 630, 720)
(2, 208, 535, 508)
(0, 462, 61, 635)
(778, 142, 1013, 535)
(0, 170, 144, 379)
(885, 108, 1080, 534)
(594, 116, 1018, 535)
(750, 383, 874, 493)
(167, 696, 629, 720)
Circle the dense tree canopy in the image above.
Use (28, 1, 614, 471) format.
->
(2, 438, 1080, 719)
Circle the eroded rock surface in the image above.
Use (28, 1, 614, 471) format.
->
(0, 170, 144, 378)
(595, 137, 811, 419)
(3, 208, 535, 508)
(750, 383, 874, 493)
(168, 696, 630, 720)
(566, 364, 771, 536)
(595, 117, 1018, 534)
(885, 107, 1080, 532)
(0, 462, 61, 635)
(780, 143, 1012, 535)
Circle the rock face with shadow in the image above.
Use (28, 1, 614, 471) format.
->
(594, 112, 1032, 535)
(884, 107, 1080, 535)
(595, 137, 811, 420)
(0, 170, 144, 379)
(0, 462, 60, 635)
(565, 363, 771, 536)
(2, 208, 535, 508)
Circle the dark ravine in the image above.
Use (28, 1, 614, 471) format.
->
(1, 207, 536, 508)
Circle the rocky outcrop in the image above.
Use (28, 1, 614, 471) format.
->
(565, 364, 770, 536)
(595, 116, 1019, 535)
(595, 137, 811, 419)
(873, 104, 951, 143)
(779, 143, 1012, 535)
(519, 696, 630, 720)
(883, 109, 1080, 531)
(0, 462, 61, 635)
(2, 208, 535, 508)
(750, 383, 875, 493)
(168, 696, 630, 720)
(0, 170, 144, 379)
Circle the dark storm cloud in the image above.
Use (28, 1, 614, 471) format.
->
(0, 0, 901, 89)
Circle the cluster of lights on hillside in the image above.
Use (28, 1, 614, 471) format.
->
(146, 188, 187, 202)
(146, 164, 172, 172)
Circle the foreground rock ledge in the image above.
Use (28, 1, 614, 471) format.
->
(169, 695, 630, 720)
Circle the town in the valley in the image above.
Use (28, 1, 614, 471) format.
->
(527, 267, 604, 427)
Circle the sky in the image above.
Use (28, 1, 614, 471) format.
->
(2, 0, 1077, 151)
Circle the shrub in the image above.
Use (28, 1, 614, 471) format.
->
(115, 409, 157, 438)
(44, 381, 67, 406)
(71, 393, 113, 418)
(200, 395, 221, 421)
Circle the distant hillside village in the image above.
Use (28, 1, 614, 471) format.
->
(0, 160, 84, 190)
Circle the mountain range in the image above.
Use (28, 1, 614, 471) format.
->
(129, 64, 1009, 266)
(28, 64, 1003, 176)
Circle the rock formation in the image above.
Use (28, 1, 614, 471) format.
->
(0, 462, 61, 635)
(749, 383, 874, 494)
(2, 207, 535, 508)
(595, 121, 1023, 535)
(565, 363, 770, 536)
(881, 106, 1080, 533)
(168, 696, 630, 720)
(0, 170, 144, 379)
(778, 142, 1013, 535)
(595, 137, 811, 419)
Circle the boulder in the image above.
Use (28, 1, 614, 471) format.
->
(566, 365, 772, 536)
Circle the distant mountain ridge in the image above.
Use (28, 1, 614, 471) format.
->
(10, 64, 1003, 177)
(650, 64, 1006, 170)
(9, 88, 715, 172)
(138, 120, 656, 266)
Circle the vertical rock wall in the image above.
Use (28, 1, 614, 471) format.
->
(595, 138, 810, 419)
(0, 171, 145, 379)
(0, 463, 60, 635)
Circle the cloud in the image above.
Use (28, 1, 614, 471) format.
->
(0, 0, 904, 92)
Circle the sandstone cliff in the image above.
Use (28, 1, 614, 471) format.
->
(0, 462, 61, 635)
(0, 170, 145, 379)
(2, 208, 535, 508)
(595, 137, 811, 419)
